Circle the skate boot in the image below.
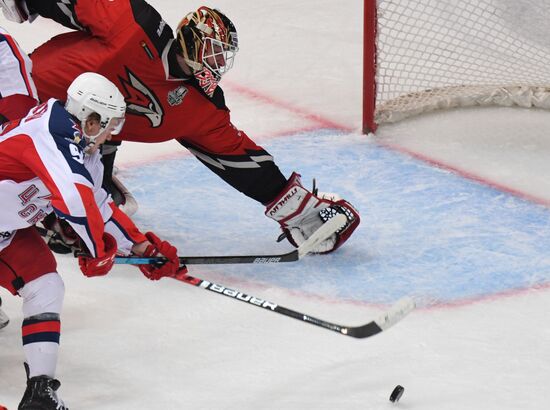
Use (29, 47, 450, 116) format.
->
(18, 375, 68, 410)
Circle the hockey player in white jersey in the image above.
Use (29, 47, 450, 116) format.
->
(0, 24, 39, 336)
(0, 25, 38, 124)
(0, 71, 185, 409)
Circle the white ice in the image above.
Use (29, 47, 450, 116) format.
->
(1, 1, 550, 409)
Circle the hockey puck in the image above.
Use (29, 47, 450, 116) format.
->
(389, 385, 404, 403)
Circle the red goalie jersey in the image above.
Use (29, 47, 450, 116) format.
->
(28, 0, 287, 204)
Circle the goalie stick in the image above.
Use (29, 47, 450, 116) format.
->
(115, 213, 348, 265)
(163, 269, 415, 339)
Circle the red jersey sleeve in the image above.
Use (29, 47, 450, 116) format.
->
(71, 0, 134, 39)
(108, 202, 147, 244)
(17, 139, 108, 258)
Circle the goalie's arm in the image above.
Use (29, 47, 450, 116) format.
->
(25, 0, 139, 38)
(24, 0, 83, 31)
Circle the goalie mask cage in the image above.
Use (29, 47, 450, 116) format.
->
(363, 0, 550, 134)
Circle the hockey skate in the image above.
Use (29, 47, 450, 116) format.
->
(0, 296, 9, 330)
(18, 374, 68, 410)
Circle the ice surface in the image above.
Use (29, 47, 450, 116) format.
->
(1, 1, 550, 409)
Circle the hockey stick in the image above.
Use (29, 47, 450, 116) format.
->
(168, 269, 415, 339)
(115, 213, 348, 265)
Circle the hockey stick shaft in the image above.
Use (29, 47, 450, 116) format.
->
(36, 225, 299, 264)
(170, 269, 415, 339)
(116, 251, 298, 265)
(115, 214, 348, 266)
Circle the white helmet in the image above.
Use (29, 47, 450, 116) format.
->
(65, 72, 126, 141)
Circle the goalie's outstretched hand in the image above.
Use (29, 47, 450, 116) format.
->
(265, 172, 360, 253)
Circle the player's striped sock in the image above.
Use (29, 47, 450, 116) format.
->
(22, 313, 61, 378)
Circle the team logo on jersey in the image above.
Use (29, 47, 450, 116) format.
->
(167, 86, 188, 106)
(118, 68, 164, 127)
(195, 69, 219, 97)
(69, 119, 82, 144)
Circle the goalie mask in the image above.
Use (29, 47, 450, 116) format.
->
(65, 72, 126, 147)
(176, 6, 239, 96)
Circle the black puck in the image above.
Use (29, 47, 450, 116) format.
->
(389, 385, 404, 403)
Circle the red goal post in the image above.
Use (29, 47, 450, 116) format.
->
(363, 0, 550, 134)
(363, 0, 377, 134)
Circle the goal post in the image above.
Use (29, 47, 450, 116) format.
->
(363, 0, 377, 134)
(363, 0, 550, 134)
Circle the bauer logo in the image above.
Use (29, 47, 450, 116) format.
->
(200, 281, 278, 310)
(157, 20, 166, 37)
(253, 257, 282, 263)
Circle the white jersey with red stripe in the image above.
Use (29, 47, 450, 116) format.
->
(0, 25, 37, 100)
(0, 99, 145, 255)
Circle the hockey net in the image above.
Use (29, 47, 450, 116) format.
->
(363, 0, 550, 133)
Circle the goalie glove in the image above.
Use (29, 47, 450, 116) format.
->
(265, 172, 360, 253)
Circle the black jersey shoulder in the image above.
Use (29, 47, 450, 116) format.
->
(130, 0, 174, 58)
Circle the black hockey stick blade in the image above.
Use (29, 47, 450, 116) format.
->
(170, 270, 415, 339)
(115, 214, 348, 265)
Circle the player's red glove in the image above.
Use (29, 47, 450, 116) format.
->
(138, 232, 182, 280)
(78, 233, 117, 277)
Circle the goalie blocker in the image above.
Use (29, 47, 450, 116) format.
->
(265, 172, 360, 253)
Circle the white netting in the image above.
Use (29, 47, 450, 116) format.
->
(375, 0, 550, 124)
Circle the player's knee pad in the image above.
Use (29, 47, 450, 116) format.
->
(19, 272, 64, 317)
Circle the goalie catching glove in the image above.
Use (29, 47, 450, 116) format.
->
(265, 172, 360, 253)
(137, 232, 186, 280)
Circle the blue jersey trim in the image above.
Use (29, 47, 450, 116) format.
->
(48, 101, 94, 185)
